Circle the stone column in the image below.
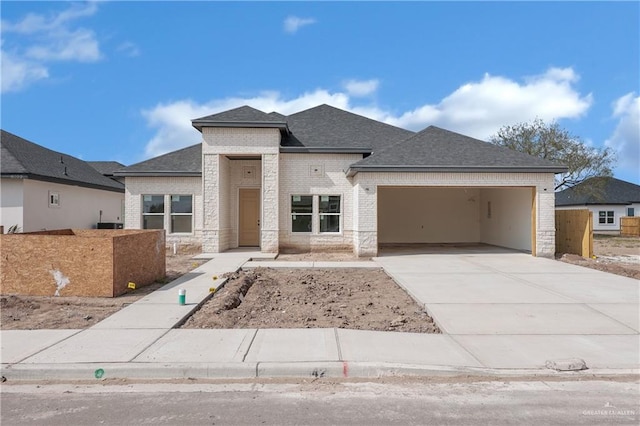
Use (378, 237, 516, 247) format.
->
(535, 187, 556, 258)
(261, 153, 279, 253)
(202, 153, 221, 252)
(352, 182, 378, 257)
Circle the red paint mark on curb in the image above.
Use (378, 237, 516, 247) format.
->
(342, 362, 349, 378)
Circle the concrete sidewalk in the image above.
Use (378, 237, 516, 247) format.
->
(2, 249, 639, 381)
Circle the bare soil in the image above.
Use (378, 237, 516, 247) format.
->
(5, 235, 636, 331)
(557, 234, 640, 280)
(182, 267, 440, 333)
(0, 248, 207, 330)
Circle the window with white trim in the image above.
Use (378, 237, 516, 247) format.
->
(627, 207, 635, 217)
(171, 195, 193, 233)
(291, 195, 342, 234)
(319, 195, 341, 233)
(142, 195, 164, 229)
(291, 195, 313, 233)
(598, 210, 614, 225)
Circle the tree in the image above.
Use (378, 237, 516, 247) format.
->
(489, 118, 616, 191)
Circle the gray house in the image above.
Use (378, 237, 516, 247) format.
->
(116, 104, 565, 256)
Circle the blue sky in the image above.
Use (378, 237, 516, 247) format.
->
(2, 1, 638, 184)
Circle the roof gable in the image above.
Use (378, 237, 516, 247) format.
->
(348, 126, 567, 174)
(116, 143, 202, 176)
(1, 130, 124, 192)
(556, 177, 640, 206)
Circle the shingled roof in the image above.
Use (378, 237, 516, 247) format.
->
(556, 177, 640, 206)
(115, 144, 202, 176)
(87, 161, 125, 176)
(347, 126, 567, 175)
(1, 130, 124, 192)
(129, 104, 567, 176)
(191, 106, 289, 132)
(282, 104, 414, 153)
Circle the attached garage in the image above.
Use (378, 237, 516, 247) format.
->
(377, 186, 534, 252)
(347, 126, 567, 258)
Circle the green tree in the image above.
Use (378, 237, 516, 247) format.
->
(490, 118, 616, 191)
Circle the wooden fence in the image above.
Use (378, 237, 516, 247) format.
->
(555, 210, 593, 258)
(620, 217, 640, 237)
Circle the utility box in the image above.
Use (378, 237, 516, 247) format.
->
(97, 222, 124, 229)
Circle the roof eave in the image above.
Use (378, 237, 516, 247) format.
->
(2, 173, 125, 193)
(346, 165, 568, 177)
(191, 120, 290, 134)
(114, 171, 202, 177)
(280, 147, 372, 154)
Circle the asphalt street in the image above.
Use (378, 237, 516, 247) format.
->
(1, 378, 639, 425)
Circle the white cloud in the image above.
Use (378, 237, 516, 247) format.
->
(25, 28, 101, 62)
(116, 41, 140, 58)
(283, 16, 316, 34)
(0, 48, 49, 93)
(343, 79, 379, 97)
(1, 2, 99, 34)
(605, 93, 640, 180)
(141, 67, 593, 158)
(386, 67, 592, 138)
(0, 2, 101, 93)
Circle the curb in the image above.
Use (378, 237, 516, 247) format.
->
(3, 362, 638, 382)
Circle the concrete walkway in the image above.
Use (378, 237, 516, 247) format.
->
(1, 249, 639, 381)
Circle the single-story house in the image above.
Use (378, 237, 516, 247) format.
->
(0, 130, 125, 233)
(116, 104, 566, 257)
(556, 177, 640, 232)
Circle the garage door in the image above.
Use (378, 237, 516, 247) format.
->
(377, 186, 534, 252)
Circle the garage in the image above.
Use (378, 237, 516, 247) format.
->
(377, 186, 535, 253)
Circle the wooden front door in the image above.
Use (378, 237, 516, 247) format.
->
(239, 188, 260, 247)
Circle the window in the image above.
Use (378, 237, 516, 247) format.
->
(171, 195, 193, 233)
(48, 191, 60, 208)
(627, 207, 635, 217)
(291, 195, 342, 233)
(319, 195, 341, 233)
(291, 195, 313, 233)
(142, 195, 164, 229)
(598, 210, 614, 225)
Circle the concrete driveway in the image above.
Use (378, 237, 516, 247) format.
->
(374, 246, 640, 369)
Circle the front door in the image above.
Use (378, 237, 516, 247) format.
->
(239, 188, 260, 246)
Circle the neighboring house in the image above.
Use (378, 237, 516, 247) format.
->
(1, 130, 125, 233)
(555, 177, 640, 232)
(116, 105, 566, 257)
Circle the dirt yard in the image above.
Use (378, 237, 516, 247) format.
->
(182, 267, 440, 333)
(4, 235, 636, 331)
(0, 248, 207, 330)
(557, 234, 640, 280)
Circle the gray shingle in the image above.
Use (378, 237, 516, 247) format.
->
(115, 144, 202, 176)
(556, 177, 640, 206)
(87, 161, 126, 176)
(1, 130, 124, 192)
(349, 126, 567, 173)
(192, 106, 288, 132)
(283, 104, 414, 151)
